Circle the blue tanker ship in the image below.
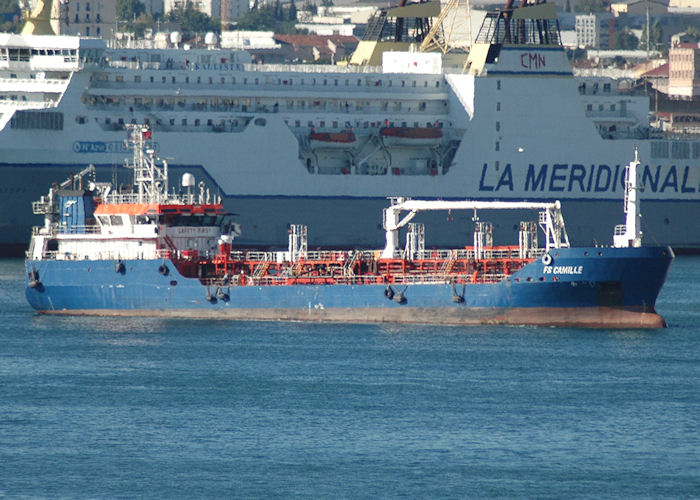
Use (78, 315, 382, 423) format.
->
(24, 126, 673, 328)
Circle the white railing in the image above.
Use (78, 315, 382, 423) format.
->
(243, 63, 383, 74)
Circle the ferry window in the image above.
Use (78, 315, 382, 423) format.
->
(401, 81, 405, 87)
(435, 81, 439, 87)
(134, 75, 141, 83)
(345, 79, 349, 86)
(195, 119, 200, 126)
(74, 14, 79, 22)
(603, 83, 611, 92)
(254, 118, 266, 126)
(320, 121, 325, 128)
(255, 78, 259, 85)
(357, 79, 361, 86)
(105, 117, 111, 124)
(243, 78, 247, 84)
(86, 2, 90, 10)
(424, 81, 428, 87)
(172, 76, 176, 83)
(207, 119, 213, 126)
(495, 141, 500, 151)
(231, 77, 236, 84)
(76, 1, 79, 9)
(587, 104, 592, 111)
(497, 80, 501, 90)
(610, 104, 616, 111)
(115, 75, 123, 82)
(220, 77, 225, 84)
(598, 104, 604, 111)
(334, 79, 338, 86)
(332, 121, 338, 128)
(496, 102, 501, 111)
(495, 121, 500, 131)
(295, 120, 300, 127)
(412, 81, 416, 87)
(162, 76, 166, 83)
(169, 119, 175, 125)
(118, 118, 124, 125)
(419, 102, 426, 111)
(98, 216, 109, 225)
(208, 77, 213, 84)
(149, 76, 154, 83)
(308, 121, 313, 127)
(109, 215, 122, 225)
(197, 77, 201, 83)
(182, 119, 187, 125)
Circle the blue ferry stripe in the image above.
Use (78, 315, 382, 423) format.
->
(487, 71, 573, 76)
(2, 163, 696, 203)
(499, 47, 566, 52)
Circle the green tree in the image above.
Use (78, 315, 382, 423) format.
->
(117, 0, 146, 22)
(640, 20, 663, 50)
(133, 12, 154, 38)
(289, 0, 297, 21)
(302, 0, 317, 15)
(566, 47, 587, 61)
(613, 29, 639, 50)
(685, 25, 700, 42)
(574, 0, 607, 13)
(166, 1, 220, 33)
(233, 3, 298, 33)
(0, 0, 21, 32)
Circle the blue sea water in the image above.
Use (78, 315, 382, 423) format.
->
(1, 258, 699, 499)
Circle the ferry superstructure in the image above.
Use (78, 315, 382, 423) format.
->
(2, 1, 700, 255)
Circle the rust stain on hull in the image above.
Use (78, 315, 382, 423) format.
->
(39, 306, 667, 329)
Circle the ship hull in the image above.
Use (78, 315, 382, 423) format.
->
(25, 246, 673, 328)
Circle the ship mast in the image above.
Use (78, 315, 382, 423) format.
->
(124, 124, 169, 204)
(613, 148, 643, 248)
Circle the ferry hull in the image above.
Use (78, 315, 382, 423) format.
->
(3, 163, 699, 253)
(25, 246, 673, 328)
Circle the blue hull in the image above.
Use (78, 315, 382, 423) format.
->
(25, 246, 673, 328)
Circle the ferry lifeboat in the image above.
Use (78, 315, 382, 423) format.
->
(309, 130, 357, 149)
(380, 127, 443, 147)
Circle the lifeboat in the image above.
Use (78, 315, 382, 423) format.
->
(309, 131, 357, 149)
(380, 127, 443, 147)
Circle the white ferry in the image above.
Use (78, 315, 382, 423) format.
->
(1, 0, 699, 255)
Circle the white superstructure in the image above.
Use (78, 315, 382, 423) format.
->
(1, 1, 699, 253)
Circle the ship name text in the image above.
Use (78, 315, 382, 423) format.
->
(73, 141, 159, 154)
(192, 63, 244, 71)
(543, 265, 583, 275)
(521, 53, 546, 69)
(478, 163, 698, 194)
